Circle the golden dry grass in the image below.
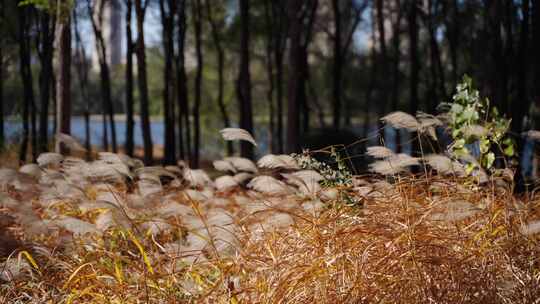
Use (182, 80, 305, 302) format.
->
(1, 174, 540, 303)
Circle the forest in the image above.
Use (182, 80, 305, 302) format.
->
(1, 0, 538, 168)
(1, 0, 540, 303)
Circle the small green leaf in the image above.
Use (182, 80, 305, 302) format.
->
(504, 144, 514, 157)
(485, 152, 495, 169)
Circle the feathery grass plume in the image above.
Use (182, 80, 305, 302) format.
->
(138, 179, 163, 196)
(369, 153, 420, 175)
(247, 176, 292, 195)
(87, 161, 131, 182)
(381, 111, 420, 131)
(224, 157, 258, 173)
(366, 146, 396, 159)
(213, 160, 237, 173)
(37, 152, 64, 167)
(520, 220, 540, 236)
(524, 130, 540, 141)
(257, 154, 299, 170)
(55, 133, 86, 152)
(19, 164, 42, 179)
(0, 168, 18, 187)
(135, 166, 177, 180)
(282, 170, 323, 195)
(183, 168, 212, 187)
(233, 172, 254, 184)
(424, 154, 465, 175)
(164, 165, 183, 176)
(214, 175, 239, 191)
(219, 128, 257, 146)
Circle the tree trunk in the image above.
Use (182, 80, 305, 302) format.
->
(376, 0, 388, 140)
(286, 0, 303, 153)
(175, 0, 189, 161)
(390, 0, 402, 153)
(192, 0, 203, 168)
(135, 0, 153, 164)
(0, 19, 3, 151)
(18, 3, 34, 162)
(408, 0, 419, 159)
(237, 0, 254, 159)
(513, 0, 529, 135)
(0, 0, 3, 151)
(125, 0, 135, 157)
(331, 0, 342, 130)
(408, 0, 419, 115)
(74, 9, 91, 159)
(206, 0, 233, 155)
(263, 0, 275, 153)
(89, 0, 117, 153)
(271, 0, 286, 153)
(160, 0, 176, 165)
(55, 4, 72, 154)
(38, 11, 54, 154)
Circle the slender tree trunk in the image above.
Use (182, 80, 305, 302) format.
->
(237, 0, 254, 159)
(269, 0, 286, 153)
(390, 0, 402, 153)
(286, 0, 303, 153)
(175, 0, 189, 161)
(206, 0, 233, 155)
(38, 12, 53, 154)
(160, 0, 176, 165)
(74, 10, 91, 159)
(18, 4, 32, 162)
(408, 0, 419, 115)
(263, 0, 275, 153)
(534, 0, 540, 110)
(375, 0, 389, 140)
(513, 0, 529, 135)
(135, 0, 153, 163)
(125, 0, 135, 157)
(89, 0, 117, 153)
(331, 0, 342, 130)
(192, 0, 203, 167)
(0, 27, 3, 151)
(55, 4, 72, 154)
(0, 0, 3, 151)
(408, 0, 420, 159)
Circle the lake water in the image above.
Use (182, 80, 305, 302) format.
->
(4, 117, 535, 176)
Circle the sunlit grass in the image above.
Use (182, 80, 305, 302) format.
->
(1, 171, 539, 303)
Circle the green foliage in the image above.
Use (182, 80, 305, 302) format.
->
(294, 148, 353, 188)
(443, 75, 515, 173)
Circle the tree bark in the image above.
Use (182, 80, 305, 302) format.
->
(175, 0, 189, 161)
(390, 0, 402, 153)
(270, 0, 286, 153)
(286, 0, 303, 153)
(135, 0, 153, 164)
(55, 3, 72, 155)
(0, 0, 3, 151)
(37, 11, 54, 154)
(18, 3, 35, 162)
(125, 0, 135, 157)
(263, 0, 276, 153)
(160, 0, 176, 165)
(74, 9, 91, 159)
(408, 0, 419, 116)
(206, 0, 233, 155)
(331, 0, 342, 130)
(237, 0, 254, 159)
(192, 0, 203, 167)
(89, 0, 117, 153)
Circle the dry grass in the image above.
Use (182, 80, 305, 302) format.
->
(1, 172, 540, 303)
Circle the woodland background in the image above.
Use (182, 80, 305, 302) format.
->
(0, 0, 539, 170)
